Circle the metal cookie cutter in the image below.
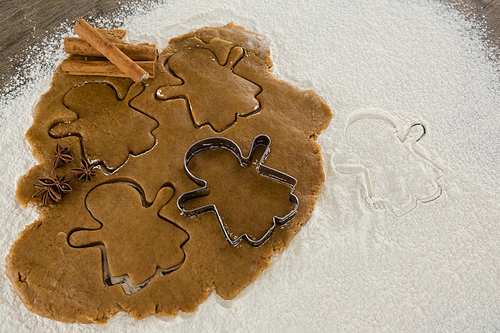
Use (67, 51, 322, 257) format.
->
(177, 134, 299, 247)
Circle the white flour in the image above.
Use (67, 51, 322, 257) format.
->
(1, 0, 500, 332)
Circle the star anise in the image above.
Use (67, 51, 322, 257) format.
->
(71, 158, 96, 181)
(33, 176, 72, 206)
(33, 181, 61, 206)
(53, 144, 73, 169)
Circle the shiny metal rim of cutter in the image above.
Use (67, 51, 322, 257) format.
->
(177, 134, 299, 247)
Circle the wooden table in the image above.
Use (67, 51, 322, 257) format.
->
(0, 0, 152, 93)
(445, 0, 500, 43)
(1, 0, 499, 93)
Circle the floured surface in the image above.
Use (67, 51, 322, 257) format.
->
(1, 0, 500, 332)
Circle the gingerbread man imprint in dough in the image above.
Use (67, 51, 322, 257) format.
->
(69, 182, 188, 294)
(50, 82, 158, 171)
(156, 46, 261, 132)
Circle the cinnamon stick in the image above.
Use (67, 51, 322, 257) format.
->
(61, 60, 155, 78)
(73, 19, 149, 83)
(64, 37, 157, 61)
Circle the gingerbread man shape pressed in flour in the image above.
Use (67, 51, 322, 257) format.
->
(335, 109, 443, 216)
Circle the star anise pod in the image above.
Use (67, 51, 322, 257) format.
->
(33, 181, 61, 206)
(71, 158, 96, 181)
(49, 175, 72, 194)
(33, 176, 72, 206)
(53, 144, 73, 169)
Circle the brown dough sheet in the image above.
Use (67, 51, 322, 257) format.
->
(6, 23, 332, 323)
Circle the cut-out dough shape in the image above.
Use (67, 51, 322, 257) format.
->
(178, 135, 298, 247)
(156, 47, 261, 132)
(69, 182, 188, 286)
(335, 109, 443, 216)
(50, 82, 158, 170)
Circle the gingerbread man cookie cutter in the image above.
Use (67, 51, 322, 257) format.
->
(97, 243, 181, 295)
(177, 135, 299, 247)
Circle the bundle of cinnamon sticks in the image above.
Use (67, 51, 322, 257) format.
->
(62, 19, 157, 82)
